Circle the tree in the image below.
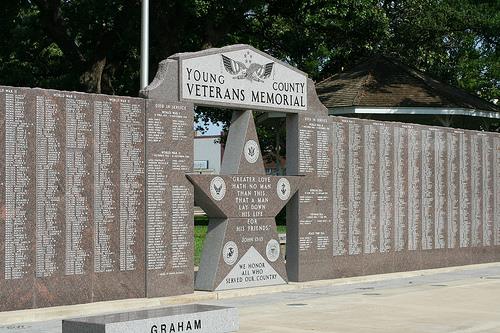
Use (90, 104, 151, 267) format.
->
(0, 0, 268, 95)
(0, 0, 497, 131)
(196, 0, 499, 130)
(380, 0, 499, 102)
(0, 0, 143, 94)
(240, 0, 389, 79)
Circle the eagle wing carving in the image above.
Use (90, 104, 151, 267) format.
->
(222, 54, 247, 75)
(261, 62, 274, 79)
(221, 54, 274, 82)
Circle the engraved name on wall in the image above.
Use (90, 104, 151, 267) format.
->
(0, 86, 146, 310)
(327, 117, 499, 257)
(145, 101, 194, 297)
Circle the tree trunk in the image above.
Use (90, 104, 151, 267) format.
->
(275, 129, 282, 175)
(80, 57, 107, 93)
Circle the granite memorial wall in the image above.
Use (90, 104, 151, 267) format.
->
(1, 43, 499, 311)
(286, 114, 500, 281)
(139, 45, 326, 292)
(0, 86, 193, 311)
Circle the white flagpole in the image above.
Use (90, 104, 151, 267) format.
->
(140, 0, 149, 89)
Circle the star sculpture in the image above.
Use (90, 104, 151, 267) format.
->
(187, 110, 301, 291)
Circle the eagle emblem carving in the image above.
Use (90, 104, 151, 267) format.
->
(213, 183, 223, 195)
(222, 54, 274, 83)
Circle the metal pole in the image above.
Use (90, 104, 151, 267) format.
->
(140, 0, 149, 89)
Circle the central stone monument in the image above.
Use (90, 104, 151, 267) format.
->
(189, 110, 300, 291)
(139, 44, 323, 292)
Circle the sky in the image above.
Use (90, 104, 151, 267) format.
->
(195, 119, 224, 136)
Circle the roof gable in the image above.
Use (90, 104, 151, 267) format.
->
(316, 56, 499, 112)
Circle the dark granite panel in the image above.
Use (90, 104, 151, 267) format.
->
(331, 120, 349, 257)
(289, 114, 500, 283)
(481, 135, 494, 247)
(447, 130, 461, 249)
(393, 124, 408, 253)
(363, 122, 380, 255)
(378, 122, 394, 254)
(147, 173, 194, 297)
(392, 249, 423, 273)
(331, 255, 364, 279)
(285, 113, 334, 282)
(459, 131, 472, 248)
(434, 129, 447, 250)
(362, 252, 396, 276)
(495, 137, 500, 246)
(421, 128, 435, 251)
(33, 89, 93, 308)
(145, 100, 194, 297)
(0, 86, 36, 311)
(93, 95, 146, 302)
(407, 124, 422, 252)
(300, 246, 500, 282)
(347, 120, 364, 256)
(470, 132, 483, 247)
(295, 177, 333, 263)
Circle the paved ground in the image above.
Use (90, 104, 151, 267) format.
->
(1, 264, 499, 333)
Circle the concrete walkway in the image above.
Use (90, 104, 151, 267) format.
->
(1, 263, 499, 333)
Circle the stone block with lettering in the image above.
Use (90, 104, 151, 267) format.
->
(140, 44, 330, 117)
(62, 304, 239, 333)
(145, 100, 194, 297)
(189, 111, 300, 291)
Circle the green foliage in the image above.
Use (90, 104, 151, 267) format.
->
(0, 0, 497, 111)
(240, 0, 390, 78)
(276, 225, 287, 234)
(380, 0, 499, 103)
(194, 224, 207, 267)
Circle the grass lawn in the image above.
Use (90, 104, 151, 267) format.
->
(194, 216, 286, 266)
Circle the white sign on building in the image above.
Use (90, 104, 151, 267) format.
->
(180, 47, 308, 111)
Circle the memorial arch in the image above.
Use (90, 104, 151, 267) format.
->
(141, 44, 329, 291)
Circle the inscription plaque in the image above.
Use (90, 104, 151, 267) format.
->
(0, 86, 36, 311)
(286, 114, 500, 282)
(0, 86, 146, 310)
(285, 112, 334, 280)
(92, 95, 145, 302)
(34, 88, 93, 307)
(146, 100, 194, 297)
